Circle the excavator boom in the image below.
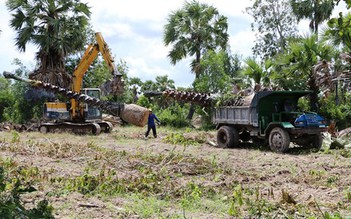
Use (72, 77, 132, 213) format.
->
(71, 32, 124, 120)
(72, 32, 123, 94)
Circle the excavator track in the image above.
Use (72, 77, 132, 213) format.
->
(39, 122, 102, 135)
(97, 121, 113, 133)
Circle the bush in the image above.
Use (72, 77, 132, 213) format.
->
(2, 84, 47, 123)
(0, 78, 14, 122)
(319, 93, 351, 130)
(157, 103, 190, 128)
(0, 164, 54, 218)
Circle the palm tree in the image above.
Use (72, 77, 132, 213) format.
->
(155, 75, 175, 92)
(290, 0, 334, 36)
(240, 57, 272, 91)
(323, 13, 351, 50)
(6, 0, 91, 88)
(164, 0, 229, 119)
(163, 0, 229, 83)
(275, 34, 336, 111)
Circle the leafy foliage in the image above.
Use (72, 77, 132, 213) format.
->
(1, 61, 48, 123)
(240, 57, 273, 88)
(273, 34, 336, 111)
(290, 0, 335, 34)
(320, 92, 351, 129)
(0, 160, 54, 218)
(0, 78, 14, 122)
(163, 0, 229, 80)
(6, 0, 91, 87)
(156, 103, 190, 128)
(324, 12, 351, 50)
(194, 50, 239, 94)
(246, 0, 298, 59)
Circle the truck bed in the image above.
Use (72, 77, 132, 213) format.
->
(213, 106, 252, 125)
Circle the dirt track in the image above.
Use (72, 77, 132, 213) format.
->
(0, 126, 350, 218)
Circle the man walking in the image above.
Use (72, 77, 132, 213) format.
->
(145, 109, 161, 139)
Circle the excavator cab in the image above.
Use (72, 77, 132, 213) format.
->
(83, 88, 102, 121)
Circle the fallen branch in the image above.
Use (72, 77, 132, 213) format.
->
(78, 203, 101, 208)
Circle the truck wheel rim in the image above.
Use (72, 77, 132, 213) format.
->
(219, 133, 227, 143)
(272, 133, 283, 149)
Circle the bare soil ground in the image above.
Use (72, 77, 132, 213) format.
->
(0, 125, 351, 218)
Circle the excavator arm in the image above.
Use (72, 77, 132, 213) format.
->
(71, 32, 124, 119)
(72, 32, 122, 93)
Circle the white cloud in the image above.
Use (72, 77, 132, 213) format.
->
(229, 28, 255, 58)
(0, 7, 36, 71)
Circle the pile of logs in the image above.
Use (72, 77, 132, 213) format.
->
(162, 90, 212, 107)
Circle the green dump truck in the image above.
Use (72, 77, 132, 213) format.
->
(214, 91, 328, 153)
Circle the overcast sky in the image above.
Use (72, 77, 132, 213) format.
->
(0, 1, 347, 87)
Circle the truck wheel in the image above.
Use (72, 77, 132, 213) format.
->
(269, 127, 290, 153)
(309, 134, 323, 150)
(239, 131, 251, 142)
(217, 126, 239, 148)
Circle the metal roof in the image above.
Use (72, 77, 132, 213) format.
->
(250, 91, 312, 107)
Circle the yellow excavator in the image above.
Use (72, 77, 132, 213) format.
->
(42, 32, 125, 134)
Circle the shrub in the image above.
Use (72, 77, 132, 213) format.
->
(157, 103, 190, 128)
(0, 164, 54, 218)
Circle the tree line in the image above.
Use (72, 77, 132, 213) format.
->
(1, 0, 351, 130)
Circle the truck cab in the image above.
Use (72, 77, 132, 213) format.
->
(214, 91, 328, 153)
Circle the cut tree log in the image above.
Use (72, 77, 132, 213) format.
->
(120, 104, 149, 127)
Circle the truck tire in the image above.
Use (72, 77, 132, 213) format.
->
(309, 133, 323, 150)
(239, 131, 251, 142)
(269, 127, 290, 153)
(217, 126, 239, 148)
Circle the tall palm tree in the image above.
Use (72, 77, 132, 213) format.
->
(290, 0, 334, 36)
(164, 0, 229, 119)
(6, 0, 91, 88)
(163, 0, 229, 83)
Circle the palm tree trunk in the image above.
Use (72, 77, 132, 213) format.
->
(187, 52, 202, 121)
(186, 104, 196, 120)
(308, 71, 319, 112)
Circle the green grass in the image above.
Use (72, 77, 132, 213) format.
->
(0, 128, 351, 218)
